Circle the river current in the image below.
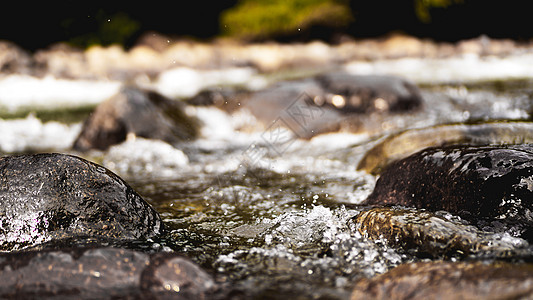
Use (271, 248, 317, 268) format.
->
(1, 53, 533, 298)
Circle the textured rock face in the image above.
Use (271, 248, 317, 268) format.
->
(364, 144, 533, 225)
(357, 122, 533, 175)
(73, 87, 200, 151)
(0, 247, 217, 299)
(0, 153, 162, 251)
(354, 207, 529, 258)
(351, 261, 533, 300)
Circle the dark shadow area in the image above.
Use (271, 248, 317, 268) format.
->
(1, 0, 532, 50)
(348, 0, 533, 42)
(0, 1, 237, 50)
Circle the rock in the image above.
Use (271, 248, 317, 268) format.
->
(0, 41, 33, 74)
(351, 261, 533, 300)
(33, 43, 89, 79)
(73, 87, 200, 151)
(457, 35, 517, 57)
(141, 252, 218, 299)
(364, 144, 533, 227)
(244, 79, 341, 139)
(0, 247, 218, 299)
(315, 73, 423, 114)
(135, 31, 175, 52)
(354, 207, 529, 258)
(186, 88, 249, 113)
(380, 34, 427, 58)
(358, 122, 533, 175)
(0, 153, 162, 251)
(241, 74, 422, 138)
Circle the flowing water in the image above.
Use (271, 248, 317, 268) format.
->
(1, 53, 533, 298)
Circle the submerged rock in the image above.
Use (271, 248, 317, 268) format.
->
(354, 207, 529, 258)
(364, 144, 533, 227)
(73, 87, 200, 151)
(0, 153, 162, 251)
(352, 261, 533, 300)
(358, 122, 533, 175)
(0, 247, 217, 299)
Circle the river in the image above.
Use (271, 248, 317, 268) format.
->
(1, 49, 533, 298)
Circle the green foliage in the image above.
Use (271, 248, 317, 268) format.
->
(415, 0, 464, 23)
(66, 11, 140, 49)
(220, 0, 353, 40)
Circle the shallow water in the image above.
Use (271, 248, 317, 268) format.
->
(117, 77, 533, 297)
(2, 54, 533, 298)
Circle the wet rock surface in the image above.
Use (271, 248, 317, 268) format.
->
(141, 252, 219, 300)
(0, 247, 218, 299)
(358, 122, 533, 175)
(364, 144, 533, 230)
(73, 86, 200, 151)
(315, 73, 423, 113)
(243, 78, 341, 138)
(351, 261, 533, 300)
(354, 207, 530, 258)
(0, 153, 162, 251)
(240, 73, 422, 138)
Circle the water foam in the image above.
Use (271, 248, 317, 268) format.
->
(0, 75, 120, 111)
(345, 53, 533, 83)
(0, 114, 81, 153)
(154, 67, 263, 98)
(103, 137, 189, 178)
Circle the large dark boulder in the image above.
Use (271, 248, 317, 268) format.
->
(73, 87, 200, 151)
(0, 153, 162, 251)
(364, 144, 533, 225)
(0, 247, 218, 299)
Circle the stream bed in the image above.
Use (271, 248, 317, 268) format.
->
(2, 50, 533, 298)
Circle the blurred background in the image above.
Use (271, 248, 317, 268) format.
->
(2, 0, 532, 51)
